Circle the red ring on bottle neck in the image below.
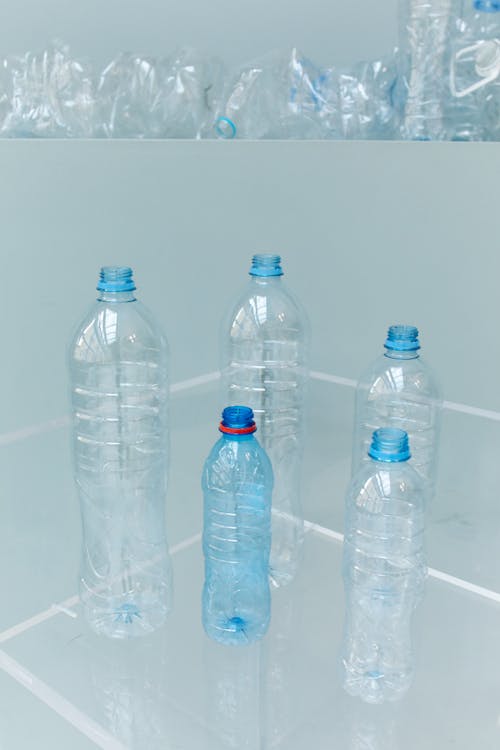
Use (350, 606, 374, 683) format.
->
(219, 422, 257, 435)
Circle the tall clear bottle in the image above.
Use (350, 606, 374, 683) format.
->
(221, 254, 310, 588)
(342, 428, 426, 704)
(202, 406, 273, 645)
(68, 266, 172, 638)
(352, 325, 442, 505)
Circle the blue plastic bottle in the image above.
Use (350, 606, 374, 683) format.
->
(342, 428, 426, 704)
(202, 406, 273, 645)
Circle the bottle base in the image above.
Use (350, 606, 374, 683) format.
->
(342, 665, 413, 704)
(203, 614, 269, 646)
(83, 600, 170, 639)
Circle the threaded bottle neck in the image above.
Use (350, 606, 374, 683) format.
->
(249, 254, 283, 278)
(368, 428, 411, 463)
(97, 266, 136, 293)
(219, 406, 257, 436)
(384, 325, 420, 357)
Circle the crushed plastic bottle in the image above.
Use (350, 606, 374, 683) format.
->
(0, 41, 95, 138)
(448, 0, 500, 140)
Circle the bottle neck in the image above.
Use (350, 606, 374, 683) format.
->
(249, 275, 283, 287)
(97, 290, 137, 303)
(384, 348, 419, 360)
(221, 432, 256, 443)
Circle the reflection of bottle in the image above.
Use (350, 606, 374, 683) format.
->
(88, 628, 171, 749)
(261, 582, 300, 748)
(352, 325, 442, 507)
(449, 1, 500, 140)
(68, 266, 172, 638)
(342, 429, 426, 704)
(221, 254, 309, 588)
(202, 640, 262, 749)
(202, 406, 272, 645)
(343, 699, 398, 750)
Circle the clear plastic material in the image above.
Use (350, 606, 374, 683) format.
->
(342, 429, 427, 704)
(202, 407, 273, 645)
(213, 49, 399, 140)
(97, 48, 223, 139)
(221, 255, 309, 588)
(448, 2, 500, 140)
(68, 266, 172, 638)
(0, 41, 95, 138)
(399, 0, 454, 140)
(352, 326, 442, 505)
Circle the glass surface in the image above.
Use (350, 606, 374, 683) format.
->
(1, 533, 499, 748)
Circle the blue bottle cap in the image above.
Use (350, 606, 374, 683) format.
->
(219, 406, 257, 434)
(368, 428, 411, 462)
(97, 266, 136, 293)
(249, 254, 284, 277)
(474, 0, 500, 11)
(384, 325, 420, 352)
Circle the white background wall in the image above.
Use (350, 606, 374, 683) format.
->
(2, 139, 499, 433)
(0, 0, 398, 67)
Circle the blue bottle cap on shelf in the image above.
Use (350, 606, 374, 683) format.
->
(97, 266, 136, 293)
(249, 254, 284, 277)
(384, 325, 420, 352)
(474, 0, 500, 12)
(219, 406, 257, 434)
(368, 428, 411, 462)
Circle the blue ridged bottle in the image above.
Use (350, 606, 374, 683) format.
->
(342, 428, 426, 704)
(68, 267, 172, 638)
(202, 406, 273, 645)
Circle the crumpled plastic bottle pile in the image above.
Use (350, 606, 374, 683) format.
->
(2, 0, 500, 141)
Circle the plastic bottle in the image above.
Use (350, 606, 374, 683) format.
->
(399, 0, 454, 140)
(342, 428, 426, 704)
(68, 266, 172, 638)
(448, 0, 500, 140)
(221, 254, 309, 588)
(202, 406, 273, 645)
(352, 325, 442, 505)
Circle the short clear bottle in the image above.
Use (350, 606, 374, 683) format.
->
(342, 428, 426, 704)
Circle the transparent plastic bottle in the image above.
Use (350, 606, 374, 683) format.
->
(448, 0, 500, 140)
(342, 428, 426, 704)
(399, 0, 454, 140)
(68, 266, 172, 638)
(221, 254, 310, 588)
(352, 325, 442, 505)
(202, 406, 273, 645)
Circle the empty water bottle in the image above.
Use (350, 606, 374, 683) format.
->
(342, 428, 426, 704)
(399, 0, 454, 139)
(68, 266, 172, 638)
(202, 406, 273, 645)
(352, 325, 442, 505)
(221, 254, 309, 588)
(448, 0, 500, 140)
